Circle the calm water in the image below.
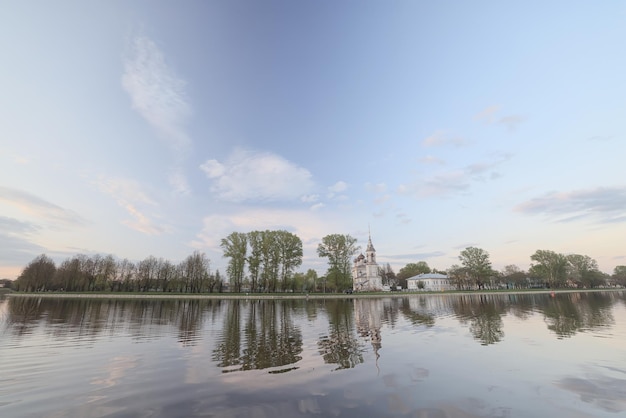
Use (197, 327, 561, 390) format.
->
(1, 291, 625, 418)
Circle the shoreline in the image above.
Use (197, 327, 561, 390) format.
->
(5, 288, 624, 300)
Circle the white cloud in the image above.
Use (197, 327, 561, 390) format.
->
(0, 216, 46, 265)
(301, 194, 319, 203)
(200, 160, 225, 178)
(0, 186, 87, 228)
(122, 35, 192, 194)
(123, 36, 190, 149)
(515, 186, 626, 224)
(328, 181, 348, 193)
(474, 105, 525, 131)
(96, 177, 164, 235)
(200, 148, 314, 202)
(474, 105, 501, 123)
(168, 169, 191, 196)
(398, 154, 510, 198)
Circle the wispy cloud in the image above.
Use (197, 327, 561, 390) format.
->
(474, 105, 501, 124)
(96, 177, 165, 235)
(398, 154, 510, 198)
(0, 186, 87, 227)
(418, 155, 445, 165)
(422, 131, 468, 147)
(301, 194, 319, 203)
(515, 186, 626, 224)
(474, 105, 525, 131)
(200, 148, 315, 202)
(122, 35, 192, 195)
(328, 181, 348, 193)
(0, 216, 46, 265)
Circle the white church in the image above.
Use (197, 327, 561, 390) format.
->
(352, 234, 383, 292)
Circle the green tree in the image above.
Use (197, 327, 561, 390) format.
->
(179, 251, 211, 293)
(260, 230, 280, 292)
(447, 264, 470, 290)
(501, 264, 528, 289)
(612, 265, 626, 287)
(317, 234, 359, 293)
(137, 255, 159, 291)
(246, 231, 263, 292)
(221, 232, 248, 293)
(275, 230, 303, 291)
(529, 250, 568, 288)
(304, 269, 318, 292)
(458, 247, 493, 289)
(567, 254, 604, 288)
(15, 254, 56, 292)
(396, 261, 431, 289)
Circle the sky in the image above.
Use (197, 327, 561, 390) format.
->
(1, 1, 625, 280)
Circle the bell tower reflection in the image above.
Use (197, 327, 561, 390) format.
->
(354, 298, 383, 363)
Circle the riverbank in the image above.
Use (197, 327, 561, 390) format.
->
(6, 288, 624, 300)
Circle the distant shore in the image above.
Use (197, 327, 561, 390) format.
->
(5, 288, 624, 300)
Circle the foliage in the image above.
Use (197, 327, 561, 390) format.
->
(529, 250, 569, 288)
(14, 251, 221, 294)
(447, 264, 470, 290)
(14, 254, 56, 292)
(221, 230, 303, 293)
(317, 234, 359, 293)
(613, 265, 626, 287)
(221, 232, 247, 293)
(458, 247, 493, 289)
(501, 265, 529, 289)
(396, 261, 431, 289)
(378, 263, 397, 287)
(566, 254, 605, 288)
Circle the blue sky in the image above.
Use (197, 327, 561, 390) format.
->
(2, 1, 625, 280)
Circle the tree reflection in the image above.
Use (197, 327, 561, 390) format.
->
(541, 292, 615, 338)
(213, 299, 303, 373)
(3, 296, 44, 336)
(2, 297, 218, 344)
(452, 294, 506, 345)
(398, 297, 436, 327)
(318, 299, 364, 370)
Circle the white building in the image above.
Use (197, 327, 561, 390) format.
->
(406, 273, 454, 292)
(352, 234, 383, 292)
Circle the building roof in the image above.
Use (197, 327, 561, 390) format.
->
(406, 273, 449, 281)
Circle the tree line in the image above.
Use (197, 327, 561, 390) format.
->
(8, 232, 626, 293)
(441, 247, 625, 290)
(12, 252, 222, 293)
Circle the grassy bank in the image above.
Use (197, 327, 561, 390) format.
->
(6, 288, 624, 300)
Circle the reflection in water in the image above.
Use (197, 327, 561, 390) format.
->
(541, 292, 615, 338)
(2, 297, 222, 346)
(1, 292, 625, 418)
(213, 299, 303, 373)
(318, 299, 364, 370)
(451, 294, 507, 345)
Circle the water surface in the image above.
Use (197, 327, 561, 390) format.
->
(1, 291, 625, 417)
